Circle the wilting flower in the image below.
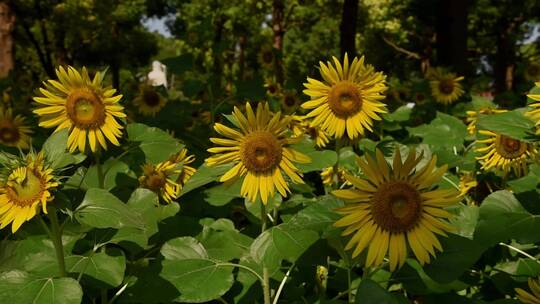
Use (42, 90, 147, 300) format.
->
(320, 166, 349, 186)
(33, 66, 126, 153)
(139, 148, 196, 203)
(0, 108, 33, 149)
(0, 152, 58, 233)
(458, 172, 477, 197)
(332, 148, 459, 271)
(302, 54, 387, 140)
(289, 115, 330, 148)
(476, 130, 537, 177)
(428, 68, 465, 105)
(206, 102, 310, 204)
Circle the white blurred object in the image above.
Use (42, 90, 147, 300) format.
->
(147, 60, 168, 88)
(406, 102, 415, 109)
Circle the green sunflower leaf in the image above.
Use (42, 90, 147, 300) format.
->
(407, 112, 467, 148)
(476, 109, 536, 142)
(354, 278, 400, 304)
(0, 270, 83, 304)
(127, 123, 183, 163)
(159, 237, 235, 303)
(42, 129, 86, 169)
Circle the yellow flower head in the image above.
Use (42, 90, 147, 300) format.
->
(280, 90, 302, 114)
(258, 46, 276, 69)
(320, 166, 349, 186)
(139, 148, 196, 203)
(206, 102, 310, 204)
(516, 277, 540, 304)
(133, 84, 167, 116)
(0, 152, 58, 233)
(0, 108, 33, 149)
(289, 115, 330, 148)
(525, 64, 540, 82)
(476, 130, 537, 177)
(332, 148, 459, 271)
(428, 68, 465, 105)
(302, 54, 388, 140)
(264, 78, 281, 97)
(458, 172, 477, 198)
(33, 66, 126, 153)
(526, 82, 540, 135)
(466, 108, 507, 135)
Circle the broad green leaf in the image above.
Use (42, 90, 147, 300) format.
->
(383, 105, 413, 122)
(66, 252, 126, 287)
(181, 163, 232, 195)
(297, 150, 338, 172)
(0, 270, 82, 304)
(423, 234, 486, 283)
(127, 123, 183, 163)
(197, 220, 253, 261)
(42, 129, 86, 169)
(497, 258, 540, 277)
(396, 260, 468, 294)
(474, 190, 540, 246)
(250, 224, 319, 274)
(476, 109, 536, 142)
(159, 237, 234, 303)
(203, 179, 242, 206)
(285, 195, 342, 233)
(354, 279, 399, 304)
(75, 188, 145, 230)
(64, 158, 135, 191)
(407, 112, 467, 148)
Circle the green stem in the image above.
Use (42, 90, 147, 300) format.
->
(48, 206, 67, 277)
(95, 152, 105, 189)
(347, 267, 352, 304)
(261, 204, 271, 304)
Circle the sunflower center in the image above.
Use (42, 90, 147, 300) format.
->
(496, 135, 527, 158)
(6, 168, 45, 206)
(0, 125, 20, 144)
(145, 172, 167, 191)
(372, 181, 422, 233)
(328, 81, 362, 118)
(143, 89, 160, 107)
(284, 95, 296, 107)
(415, 93, 425, 101)
(438, 80, 454, 95)
(66, 89, 106, 129)
(241, 131, 282, 173)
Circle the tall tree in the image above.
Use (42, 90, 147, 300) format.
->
(340, 0, 359, 57)
(0, 1, 15, 77)
(435, 0, 469, 75)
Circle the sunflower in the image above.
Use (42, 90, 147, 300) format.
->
(168, 148, 197, 186)
(33, 66, 126, 153)
(264, 78, 281, 97)
(258, 46, 276, 69)
(280, 90, 301, 114)
(289, 115, 330, 148)
(206, 102, 310, 204)
(458, 172, 477, 197)
(525, 63, 540, 82)
(428, 68, 465, 105)
(0, 108, 33, 149)
(302, 54, 387, 140)
(332, 148, 459, 271)
(466, 108, 507, 135)
(0, 152, 58, 233)
(321, 166, 349, 186)
(526, 82, 540, 135)
(516, 277, 540, 304)
(133, 84, 167, 116)
(476, 130, 537, 176)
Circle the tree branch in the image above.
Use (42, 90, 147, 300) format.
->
(382, 36, 421, 60)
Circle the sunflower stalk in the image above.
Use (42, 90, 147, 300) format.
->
(261, 203, 272, 304)
(48, 205, 67, 277)
(95, 152, 105, 189)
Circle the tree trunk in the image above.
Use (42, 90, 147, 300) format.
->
(272, 0, 284, 85)
(0, 2, 15, 78)
(340, 0, 358, 58)
(493, 16, 521, 95)
(435, 0, 469, 75)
